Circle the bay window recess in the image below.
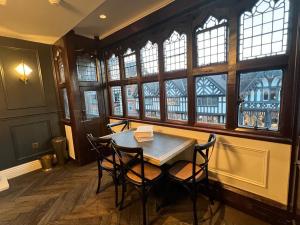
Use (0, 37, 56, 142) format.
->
(105, 0, 293, 139)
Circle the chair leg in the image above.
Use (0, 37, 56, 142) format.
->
(113, 173, 119, 208)
(119, 175, 126, 210)
(206, 178, 214, 205)
(192, 185, 198, 225)
(96, 165, 103, 194)
(141, 188, 147, 225)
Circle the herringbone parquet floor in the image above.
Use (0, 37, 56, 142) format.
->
(0, 162, 269, 225)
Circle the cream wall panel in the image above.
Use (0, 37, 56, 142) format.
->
(110, 119, 291, 205)
(65, 125, 75, 160)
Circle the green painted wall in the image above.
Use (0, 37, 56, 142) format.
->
(0, 36, 62, 170)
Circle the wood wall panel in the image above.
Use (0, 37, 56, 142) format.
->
(0, 47, 46, 109)
(0, 36, 62, 170)
(10, 120, 52, 161)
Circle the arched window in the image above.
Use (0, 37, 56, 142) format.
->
(76, 55, 97, 81)
(107, 54, 120, 80)
(163, 31, 187, 72)
(140, 41, 159, 76)
(239, 0, 290, 60)
(123, 48, 137, 78)
(196, 16, 228, 66)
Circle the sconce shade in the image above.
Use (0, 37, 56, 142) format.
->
(15, 62, 32, 84)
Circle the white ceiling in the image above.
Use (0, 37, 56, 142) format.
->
(74, 0, 174, 40)
(0, 0, 106, 44)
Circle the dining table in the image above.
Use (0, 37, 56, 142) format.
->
(104, 129, 196, 166)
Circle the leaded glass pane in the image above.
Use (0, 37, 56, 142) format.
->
(196, 16, 227, 66)
(62, 88, 70, 120)
(163, 31, 187, 72)
(107, 54, 120, 80)
(76, 56, 97, 81)
(143, 82, 160, 119)
(58, 57, 65, 83)
(111, 86, 123, 116)
(84, 91, 99, 119)
(238, 69, 283, 130)
(239, 0, 290, 60)
(123, 49, 137, 78)
(195, 74, 227, 124)
(165, 78, 188, 121)
(140, 41, 159, 76)
(126, 84, 139, 117)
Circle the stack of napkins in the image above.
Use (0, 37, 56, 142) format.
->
(134, 126, 154, 142)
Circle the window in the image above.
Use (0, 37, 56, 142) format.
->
(238, 69, 282, 130)
(111, 86, 123, 116)
(140, 41, 159, 76)
(143, 82, 160, 119)
(76, 56, 97, 81)
(123, 49, 137, 78)
(62, 88, 70, 120)
(163, 31, 187, 72)
(84, 91, 99, 119)
(125, 84, 139, 117)
(239, 0, 290, 60)
(196, 16, 228, 66)
(58, 57, 65, 83)
(165, 78, 188, 121)
(195, 74, 227, 124)
(107, 54, 120, 80)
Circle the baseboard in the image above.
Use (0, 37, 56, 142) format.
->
(0, 175, 9, 192)
(0, 160, 42, 180)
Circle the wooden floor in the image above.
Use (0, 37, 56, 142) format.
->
(0, 162, 269, 225)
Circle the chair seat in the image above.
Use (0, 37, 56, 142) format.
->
(102, 154, 130, 169)
(168, 160, 205, 182)
(126, 162, 162, 184)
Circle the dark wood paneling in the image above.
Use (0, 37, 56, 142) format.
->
(10, 120, 52, 161)
(0, 47, 46, 110)
(0, 36, 62, 170)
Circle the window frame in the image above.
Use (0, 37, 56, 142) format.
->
(104, 0, 297, 144)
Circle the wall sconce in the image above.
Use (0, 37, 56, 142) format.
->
(15, 61, 32, 84)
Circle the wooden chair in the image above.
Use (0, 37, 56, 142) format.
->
(107, 120, 129, 134)
(167, 133, 216, 225)
(111, 140, 163, 225)
(86, 133, 120, 207)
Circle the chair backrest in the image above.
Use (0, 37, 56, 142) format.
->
(192, 133, 216, 182)
(111, 140, 147, 184)
(86, 133, 111, 159)
(107, 120, 129, 134)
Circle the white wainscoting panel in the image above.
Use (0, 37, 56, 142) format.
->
(208, 141, 269, 188)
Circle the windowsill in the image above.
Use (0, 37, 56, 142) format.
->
(109, 116, 292, 144)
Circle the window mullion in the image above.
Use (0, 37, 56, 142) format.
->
(119, 52, 126, 117)
(227, 12, 238, 130)
(136, 49, 143, 119)
(158, 40, 166, 122)
(187, 25, 195, 126)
